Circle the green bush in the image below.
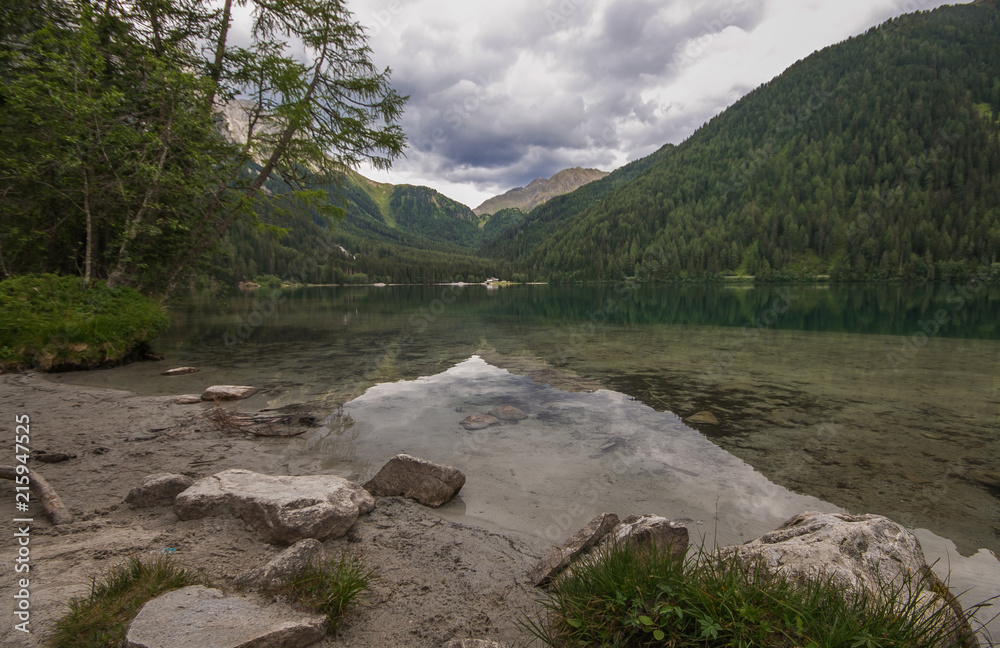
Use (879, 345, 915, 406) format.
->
(529, 541, 981, 648)
(0, 274, 169, 371)
(277, 553, 375, 634)
(343, 272, 370, 285)
(52, 555, 194, 648)
(254, 274, 283, 288)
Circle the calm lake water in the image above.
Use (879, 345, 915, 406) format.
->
(59, 283, 1000, 632)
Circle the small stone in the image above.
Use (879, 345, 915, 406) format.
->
(239, 539, 326, 589)
(461, 414, 500, 430)
(201, 385, 259, 401)
(364, 454, 466, 508)
(125, 586, 327, 648)
(175, 394, 203, 404)
(162, 367, 199, 376)
(443, 640, 509, 648)
(126, 473, 195, 508)
(489, 405, 527, 421)
(686, 410, 720, 425)
(528, 513, 620, 587)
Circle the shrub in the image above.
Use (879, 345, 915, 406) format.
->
(277, 553, 374, 634)
(528, 541, 984, 648)
(254, 274, 283, 288)
(0, 274, 169, 371)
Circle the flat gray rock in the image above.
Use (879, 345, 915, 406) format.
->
(125, 585, 327, 648)
(201, 385, 259, 401)
(126, 473, 194, 508)
(174, 395, 203, 404)
(174, 469, 375, 544)
(364, 454, 466, 508)
(239, 539, 326, 589)
(528, 512, 620, 587)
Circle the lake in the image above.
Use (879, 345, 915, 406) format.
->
(58, 282, 1000, 630)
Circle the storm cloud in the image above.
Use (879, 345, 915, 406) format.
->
(351, 0, 965, 208)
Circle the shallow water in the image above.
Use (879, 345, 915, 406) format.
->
(56, 283, 1000, 636)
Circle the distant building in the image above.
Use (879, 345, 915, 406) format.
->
(485, 277, 500, 283)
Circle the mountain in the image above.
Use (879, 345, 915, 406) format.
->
(473, 167, 609, 216)
(214, 168, 517, 285)
(484, 1, 1000, 283)
(336, 171, 487, 249)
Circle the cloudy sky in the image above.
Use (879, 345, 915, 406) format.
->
(350, 0, 968, 209)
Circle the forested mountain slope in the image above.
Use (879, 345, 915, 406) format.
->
(215, 170, 513, 285)
(485, 1, 1000, 282)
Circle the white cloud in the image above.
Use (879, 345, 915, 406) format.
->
(351, 0, 970, 208)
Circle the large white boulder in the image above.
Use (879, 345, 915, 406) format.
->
(174, 469, 374, 544)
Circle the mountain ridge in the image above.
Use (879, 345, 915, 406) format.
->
(483, 1, 1000, 282)
(473, 167, 609, 216)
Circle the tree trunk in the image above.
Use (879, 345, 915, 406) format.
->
(106, 119, 173, 288)
(205, 0, 233, 109)
(83, 166, 93, 285)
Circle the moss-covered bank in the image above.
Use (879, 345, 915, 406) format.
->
(0, 274, 169, 372)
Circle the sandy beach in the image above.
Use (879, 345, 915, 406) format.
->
(0, 373, 548, 647)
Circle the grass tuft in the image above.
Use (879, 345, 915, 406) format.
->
(0, 273, 169, 372)
(276, 553, 375, 634)
(52, 555, 195, 648)
(527, 540, 986, 648)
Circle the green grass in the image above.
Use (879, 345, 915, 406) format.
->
(0, 273, 169, 371)
(52, 555, 195, 648)
(528, 541, 984, 648)
(276, 553, 375, 634)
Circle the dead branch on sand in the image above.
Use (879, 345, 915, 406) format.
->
(0, 465, 74, 524)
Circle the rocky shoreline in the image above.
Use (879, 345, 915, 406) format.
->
(0, 374, 548, 647)
(0, 373, 988, 647)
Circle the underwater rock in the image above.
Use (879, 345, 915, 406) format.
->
(162, 367, 199, 376)
(489, 405, 527, 421)
(461, 414, 500, 430)
(201, 385, 259, 401)
(685, 410, 720, 425)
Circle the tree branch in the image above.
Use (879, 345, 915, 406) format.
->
(0, 466, 74, 525)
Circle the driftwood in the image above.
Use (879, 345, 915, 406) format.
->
(0, 465, 74, 525)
